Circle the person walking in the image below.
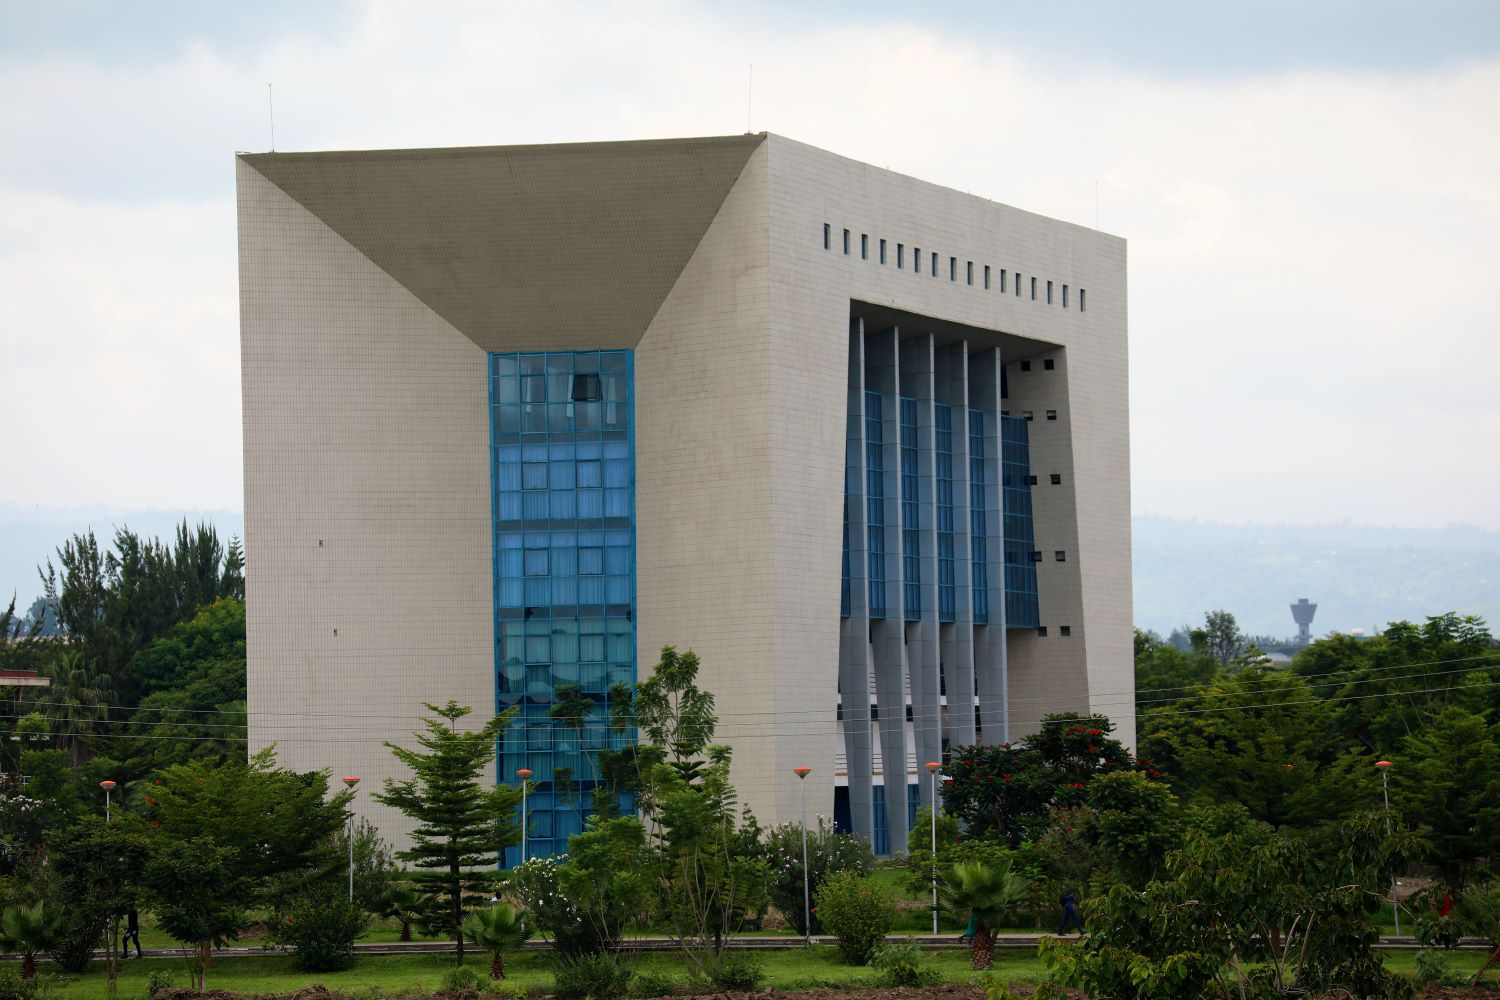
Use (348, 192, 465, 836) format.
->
(121, 908, 143, 958)
(1057, 889, 1084, 935)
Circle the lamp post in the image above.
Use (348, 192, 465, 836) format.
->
(926, 762, 941, 935)
(99, 779, 116, 822)
(517, 769, 533, 866)
(342, 776, 360, 903)
(793, 766, 812, 946)
(1375, 760, 1400, 935)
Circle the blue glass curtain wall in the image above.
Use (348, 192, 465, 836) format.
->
(1000, 414, 1040, 629)
(489, 350, 636, 867)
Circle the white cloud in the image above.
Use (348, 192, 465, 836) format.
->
(1, 1, 1496, 526)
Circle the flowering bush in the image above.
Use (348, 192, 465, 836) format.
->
(764, 818, 873, 934)
(267, 892, 367, 971)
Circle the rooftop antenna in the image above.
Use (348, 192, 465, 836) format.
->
(268, 83, 276, 151)
(746, 64, 753, 133)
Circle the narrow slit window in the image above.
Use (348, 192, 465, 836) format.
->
(1080, 289, 1086, 312)
(879, 239, 887, 264)
(931, 251, 938, 277)
(1062, 284, 1069, 308)
(966, 261, 974, 285)
(914, 247, 921, 275)
(1000, 269, 1007, 293)
(897, 243, 905, 268)
(1047, 280, 1054, 304)
(1031, 276, 1037, 300)
(843, 229, 850, 255)
(861, 234, 869, 260)
(823, 223, 830, 250)
(950, 256, 957, 281)
(1016, 273, 1023, 297)
(983, 264, 991, 289)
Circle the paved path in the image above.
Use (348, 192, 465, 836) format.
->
(91, 932, 1490, 961)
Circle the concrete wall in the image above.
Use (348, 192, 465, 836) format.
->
(237, 160, 494, 841)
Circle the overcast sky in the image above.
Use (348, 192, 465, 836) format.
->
(2, 1, 1497, 534)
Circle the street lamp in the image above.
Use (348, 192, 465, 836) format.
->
(342, 776, 360, 903)
(793, 766, 812, 946)
(926, 762, 941, 935)
(1375, 760, 1400, 935)
(99, 779, 116, 822)
(517, 769, 533, 866)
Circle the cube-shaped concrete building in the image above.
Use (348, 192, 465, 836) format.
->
(237, 133, 1132, 858)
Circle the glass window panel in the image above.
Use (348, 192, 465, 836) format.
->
(577, 577, 605, 604)
(522, 463, 547, 490)
(551, 577, 576, 605)
(550, 461, 576, 490)
(606, 577, 630, 603)
(497, 462, 522, 491)
(579, 547, 604, 575)
(552, 634, 578, 662)
(524, 549, 548, 576)
(581, 663, 607, 693)
(549, 490, 575, 519)
(494, 356, 518, 377)
(495, 377, 519, 404)
(548, 404, 571, 433)
(523, 404, 546, 433)
(577, 489, 603, 518)
(552, 547, 577, 576)
(580, 634, 606, 661)
(522, 375, 546, 402)
(576, 460, 602, 488)
(607, 633, 631, 661)
(522, 492, 549, 520)
(498, 405, 520, 434)
(604, 489, 630, 518)
(604, 459, 629, 488)
(604, 547, 629, 575)
(601, 372, 627, 401)
(524, 578, 549, 604)
(525, 636, 550, 663)
(499, 579, 523, 607)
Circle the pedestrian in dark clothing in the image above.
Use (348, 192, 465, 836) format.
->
(121, 908, 143, 958)
(1057, 890, 1084, 935)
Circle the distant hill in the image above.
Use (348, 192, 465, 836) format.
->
(1133, 516, 1500, 638)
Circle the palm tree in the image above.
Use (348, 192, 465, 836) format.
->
(0, 902, 58, 979)
(380, 883, 427, 942)
(460, 903, 530, 979)
(941, 860, 1031, 970)
(43, 650, 112, 766)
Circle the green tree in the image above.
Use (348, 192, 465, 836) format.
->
(373, 701, 522, 963)
(146, 837, 246, 990)
(378, 882, 428, 943)
(1190, 609, 1246, 668)
(941, 859, 1031, 970)
(47, 815, 150, 989)
(1390, 707, 1500, 891)
(764, 818, 873, 935)
(1084, 770, 1181, 887)
(148, 747, 352, 902)
(461, 903, 531, 979)
(41, 650, 112, 766)
(1140, 665, 1358, 830)
(554, 816, 654, 954)
(1456, 879, 1500, 986)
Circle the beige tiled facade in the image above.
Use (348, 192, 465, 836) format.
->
(237, 134, 1131, 851)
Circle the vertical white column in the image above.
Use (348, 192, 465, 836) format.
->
(969, 348, 1008, 745)
(838, 318, 876, 845)
(866, 325, 910, 854)
(936, 342, 976, 747)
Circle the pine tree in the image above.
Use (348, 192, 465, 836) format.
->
(374, 701, 522, 962)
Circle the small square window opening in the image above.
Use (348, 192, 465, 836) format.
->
(1055, 550, 1067, 562)
(1049, 473, 1062, 485)
(1043, 358, 1055, 370)
(1026, 475, 1038, 486)
(571, 373, 602, 402)
(1023, 410, 1033, 421)
(1037, 626, 1048, 637)
(1060, 625, 1072, 637)
(1019, 360, 1031, 372)
(1046, 410, 1058, 421)
(1031, 551, 1042, 563)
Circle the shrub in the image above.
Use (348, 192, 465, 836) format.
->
(813, 870, 897, 965)
(269, 893, 368, 972)
(553, 953, 633, 1000)
(512, 857, 616, 957)
(706, 952, 765, 991)
(144, 970, 177, 999)
(441, 965, 485, 993)
(1414, 947, 1451, 985)
(630, 969, 679, 998)
(0, 967, 40, 1000)
(764, 818, 873, 935)
(871, 942, 939, 987)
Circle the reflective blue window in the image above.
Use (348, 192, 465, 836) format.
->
(490, 350, 635, 865)
(865, 391, 886, 619)
(1001, 414, 1040, 629)
(900, 397, 921, 620)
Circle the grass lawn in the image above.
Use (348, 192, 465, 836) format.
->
(36, 945, 1046, 1000)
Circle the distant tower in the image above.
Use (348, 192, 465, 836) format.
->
(1291, 598, 1318, 645)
